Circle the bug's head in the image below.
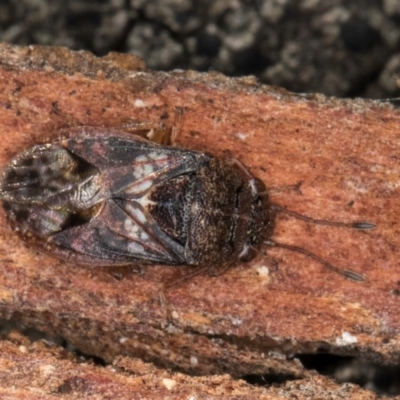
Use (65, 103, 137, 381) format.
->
(236, 176, 276, 263)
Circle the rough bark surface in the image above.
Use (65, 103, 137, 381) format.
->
(0, 43, 398, 396)
(0, 331, 377, 399)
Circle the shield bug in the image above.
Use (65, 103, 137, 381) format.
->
(0, 126, 375, 282)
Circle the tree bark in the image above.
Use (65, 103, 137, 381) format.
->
(0, 43, 398, 396)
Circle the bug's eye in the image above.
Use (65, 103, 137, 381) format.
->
(249, 177, 266, 197)
(253, 178, 266, 191)
(238, 245, 258, 262)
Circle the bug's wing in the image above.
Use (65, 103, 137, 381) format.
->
(65, 131, 184, 170)
(0, 144, 87, 204)
(64, 132, 199, 198)
(48, 199, 186, 266)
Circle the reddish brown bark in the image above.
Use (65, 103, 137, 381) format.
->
(0, 331, 376, 399)
(0, 43, 398, 395)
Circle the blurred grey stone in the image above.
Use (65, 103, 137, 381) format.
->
(1, 0, 400, 98)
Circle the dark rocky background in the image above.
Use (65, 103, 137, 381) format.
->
(1, 0, 400, 98)
(0, 0, 399, 396)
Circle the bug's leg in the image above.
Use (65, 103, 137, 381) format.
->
(169, 106, 185, 145)
(262, 255, 279, 271)
(118, 122, 174, 145)
(207, 263, 232, 277)
(268, 181, 303, 195)
(145, 107, 185, 145)
(226, 158, 298, 199)
(158, 266, 210, 326)
(226, 157, 253, 178)
(158, 286, 173, 327)
(265, 239, 366, 282)
(105, 265, 146, 281)
(145, 124, 172, 145)
(165, 266, 210, 288)
(228, 158, 302, 196)
(227, 158, 303, 197)
(120, 108, 185, 145)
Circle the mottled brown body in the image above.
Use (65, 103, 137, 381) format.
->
(0, 127, 274, 269)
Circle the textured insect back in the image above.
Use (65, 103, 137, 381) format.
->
(0, 127, 270, 270)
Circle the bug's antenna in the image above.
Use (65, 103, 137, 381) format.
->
(271, 204, 376, 230)
(264, 239, 366, 282)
